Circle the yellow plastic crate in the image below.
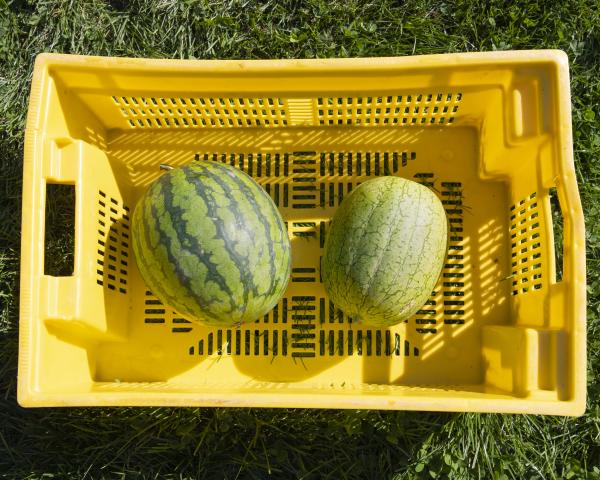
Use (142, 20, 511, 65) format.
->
(19, 51, 586, 414)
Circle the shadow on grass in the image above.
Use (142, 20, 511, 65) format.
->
(0, 374, 452, 479)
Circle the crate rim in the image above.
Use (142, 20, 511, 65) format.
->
(31, 49, 569, 71)
(19, 49, 585, 415)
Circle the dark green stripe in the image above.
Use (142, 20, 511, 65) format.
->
(162, 171, 236, 313)
(133, 192, 185, 313)
(205, 162, 286, 299)
(148, 200, 220, 321)
(201, 161, 291, 306)
(183, 165, 254, 314)
(148, 178, 222, 322)
(224, 165, 281, 298)
(141, 183, 194, 312)
(193, 166, 261, 298)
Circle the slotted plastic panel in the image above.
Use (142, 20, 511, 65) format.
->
(111, 94, 462, 129)
(509, 193, 544, 295)
(316, 93, 462, 126)
(19, 52, 585, 414)
(96, 191, 130, 294)
(113, 96, 289, 128)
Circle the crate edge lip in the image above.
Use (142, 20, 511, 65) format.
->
(17, 389, 586, 416)
(18, 51, 50, 410)
(31, 49, 569, 73)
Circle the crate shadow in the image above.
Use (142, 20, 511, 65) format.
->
(390, 214, 510, 387)
(96, 215, 218, 382)
(108, 126, 426, 188)
(230, 197, 509, 387)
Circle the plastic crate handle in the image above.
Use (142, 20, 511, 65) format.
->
(546, 150, 586, 407)
(38, 139, 82, 320)
(550, 166, 585, 289)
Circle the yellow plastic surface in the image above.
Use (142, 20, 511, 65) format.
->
(19, 51, 586, 414)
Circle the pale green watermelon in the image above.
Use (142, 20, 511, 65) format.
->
(132, 161, 291, 326)
(322, 176, 447, 327)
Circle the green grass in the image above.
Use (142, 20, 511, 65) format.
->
(1, 0, 600, 478)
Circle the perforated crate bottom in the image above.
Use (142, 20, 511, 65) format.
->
(92, 126, 511, 387)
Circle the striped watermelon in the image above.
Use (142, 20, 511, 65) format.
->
(132, 161, 291, 326)
(322, 176, 447, 327)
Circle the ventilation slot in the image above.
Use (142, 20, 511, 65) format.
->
(319, 221, 328, 249)
(316, 93, 462, 126)
(410, 180, 467, 333)
(183, 300, 419, 358)
(200, 150, 416, 210)
(143, 291, 165, 324)
(143, 291, 194, 332)
(549, 187, 563, 282)
(113, 96, 289, 128)
(318, 329, 418, 357)
(291, 267, 316, 283)
(319, 151, 414, 178)
(414, 172, 435, 187)
(290, 152, 318, 208)
(441, 182, 466, 326)
(291, 222, 317, 240)
(96, 191, 130, 294)
(509, 192, 543, 295)
(200, 152, 292, 178)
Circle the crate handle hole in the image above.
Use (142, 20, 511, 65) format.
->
(549, 186, 564, 282)
(44, 184, 75, 276)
